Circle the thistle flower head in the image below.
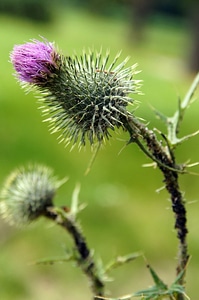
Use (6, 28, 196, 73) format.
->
(11, 39, 141, 147)
(0, 164, 66, 226)
(10, 39, 60, 84)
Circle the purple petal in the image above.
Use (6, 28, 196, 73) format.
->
(10, 39, 59, 84)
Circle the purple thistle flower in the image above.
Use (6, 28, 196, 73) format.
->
(10, 38, 141, 147)
(10, 39, 60, 84)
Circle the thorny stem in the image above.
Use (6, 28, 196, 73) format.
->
(44, 207, 104, 299)
(124, 115, 189, 299)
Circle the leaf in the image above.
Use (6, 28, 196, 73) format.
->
(133, 266, 190, 300)
(105, 252, 142, 273)
(31, 253, 74, 265)
(149, 104, 168, 125)
(147, 264, 168, 290)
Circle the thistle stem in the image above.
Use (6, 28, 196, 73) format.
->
(125, 115, 189, 297)
(44, 207, 105, 299)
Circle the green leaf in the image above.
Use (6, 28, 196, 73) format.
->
(105, 252, 142, 273)
(31, 253, 74, 265)
(149, 104, 168, 125)
(147, 264, 167, 290)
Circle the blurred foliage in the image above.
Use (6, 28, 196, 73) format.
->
(0, 0, 55, 22)
(59, 0, 187, 19)
(0, 0, 190, 21)
(0, 4, 199, 300)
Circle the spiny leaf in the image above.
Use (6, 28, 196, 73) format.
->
(105, 252, 142, 273)
(147, 264, 168, 290)
(173, 129, 199, 145)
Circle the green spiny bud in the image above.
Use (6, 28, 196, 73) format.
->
(43, 51, 140, 147)
(0, 164, 66, 226)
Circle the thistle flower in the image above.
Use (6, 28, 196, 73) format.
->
(10, 39, 61, 84)
(11, 39, 141, 147)
(0, 164, 66, 226)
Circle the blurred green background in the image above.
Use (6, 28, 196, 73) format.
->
(0, 0, 199, 299)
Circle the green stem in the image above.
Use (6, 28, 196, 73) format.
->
(44, 207, 105, 299)
(124, 115, 189, 297)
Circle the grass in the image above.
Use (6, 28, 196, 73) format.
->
(0, 5, 199, 300)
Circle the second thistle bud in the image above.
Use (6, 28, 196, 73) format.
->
(10, 39, 141, 147)
(0, 164, 66, 226)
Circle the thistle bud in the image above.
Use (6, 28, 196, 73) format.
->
(0, 164, 66, 226)
(10, 39, 141, 147)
